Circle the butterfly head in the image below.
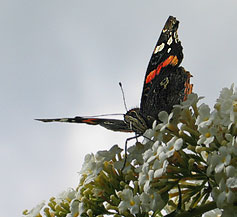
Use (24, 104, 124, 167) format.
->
(124, 108, 148, 134)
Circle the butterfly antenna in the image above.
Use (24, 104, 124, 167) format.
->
(84, 113, 124, 118)
(119, 82, 128, 112)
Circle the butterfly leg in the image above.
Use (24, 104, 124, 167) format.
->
(121, 134, 141, 171)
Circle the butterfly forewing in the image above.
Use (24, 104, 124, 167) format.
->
(36, 117, 133, 132)
(139, 16, 191, 127)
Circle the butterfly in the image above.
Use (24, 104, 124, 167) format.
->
(36, 16, 193, 135)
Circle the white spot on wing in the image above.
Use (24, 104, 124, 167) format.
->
(167, 36, 173, 46)
(174, 32, 179, 43)
(154, 43, 165, 54)
(167, 48, 171, 53)
(60, 118, 69, 122)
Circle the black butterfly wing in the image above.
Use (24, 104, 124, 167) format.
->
(36, 117, 133, 132)
(140, 16, 192, 127)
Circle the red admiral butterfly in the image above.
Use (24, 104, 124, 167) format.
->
(37, 16, 193, 135)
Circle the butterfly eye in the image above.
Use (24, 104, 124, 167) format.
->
(160, 77, 169, 89)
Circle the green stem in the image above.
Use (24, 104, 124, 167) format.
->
(175, 201, 217, 217)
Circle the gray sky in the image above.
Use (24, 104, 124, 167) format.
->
(1, 1, 237, 216)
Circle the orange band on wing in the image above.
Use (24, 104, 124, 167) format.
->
(82, 118, 97, 124)
(145, 55, 179, 84)
(183, 72, 193, 101)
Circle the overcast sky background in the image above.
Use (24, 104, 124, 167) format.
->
(1, 1, 237, 216)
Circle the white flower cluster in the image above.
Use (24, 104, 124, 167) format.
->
(204, 85, 237, 214)
(79, 144, 123, 183)
(116, 85, 237, 215)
